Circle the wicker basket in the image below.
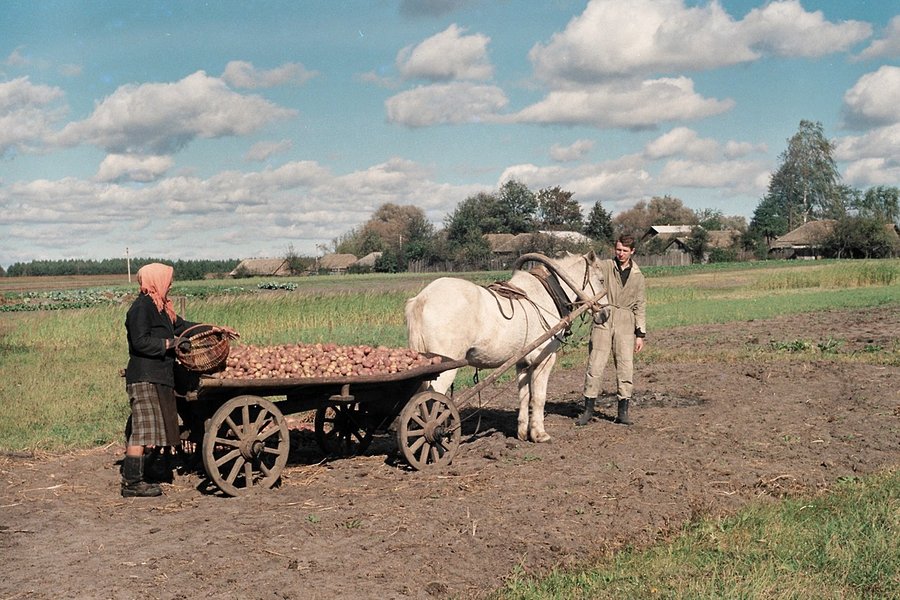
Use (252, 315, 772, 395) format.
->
(175, 324, 231, 374)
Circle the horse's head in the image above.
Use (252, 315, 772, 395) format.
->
(548, 251, 606, 307)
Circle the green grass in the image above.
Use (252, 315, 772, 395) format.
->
(493, 470, 899, 600)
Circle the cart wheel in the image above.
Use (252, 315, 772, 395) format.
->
(396, 391, 461, 470)
(314, 402, 374, 457)
(202, 395, 289, 496)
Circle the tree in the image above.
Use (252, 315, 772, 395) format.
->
(613, 195, 697, 239)
(584, 201, 614, 245)
(497, 179, 538, 233)
(685, 227, 710, 263)
(761, 120, 843, 230)
(445, 192, 501, 243)
(749, 194, 789, 245)
(854, 186, 900, 225)
(822, 216, 899, 259)
(537, 186, 582, 231)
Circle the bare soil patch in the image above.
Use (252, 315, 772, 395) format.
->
(1, 306, 898, 599)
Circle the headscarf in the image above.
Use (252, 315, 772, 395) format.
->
(136, 263, 176, 322)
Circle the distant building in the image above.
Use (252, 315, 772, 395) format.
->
(319, 253, 358, 274)
(769, 220, 836, 259)
(230, 258, 291, 277)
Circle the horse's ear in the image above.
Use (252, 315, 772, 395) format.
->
(586, 249, 597, 262)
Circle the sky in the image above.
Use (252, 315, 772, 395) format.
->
(2, 0, 899, 267)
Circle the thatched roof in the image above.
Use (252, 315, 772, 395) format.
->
(483, 233, 516, 252)
(770, 220, 836, 249)
(230, 258, 290, 277)
(355, 252, 382, 267)
(319, 253, 358, 270)
(487, 230, 592, 254)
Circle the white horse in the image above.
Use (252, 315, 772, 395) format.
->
(405, 252, 606, 443)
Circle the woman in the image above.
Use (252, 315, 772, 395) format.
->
(122, 263, 233, 497)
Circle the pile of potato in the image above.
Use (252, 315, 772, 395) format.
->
(212, 342, 443, 380)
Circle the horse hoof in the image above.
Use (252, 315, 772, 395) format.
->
(531, 432, 551, 443)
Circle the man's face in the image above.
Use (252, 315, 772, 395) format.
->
(614, 242, 634, 265)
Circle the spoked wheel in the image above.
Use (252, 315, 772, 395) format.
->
(314, 402, 375, 457)
(202, 395, 289, 496)
(396, 391, 461, 470)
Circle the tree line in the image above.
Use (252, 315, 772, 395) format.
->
(4, 257, 240, 280)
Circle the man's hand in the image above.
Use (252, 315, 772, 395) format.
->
(634, 337, 644, 353)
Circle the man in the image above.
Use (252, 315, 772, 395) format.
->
(577, 234, 646, 426)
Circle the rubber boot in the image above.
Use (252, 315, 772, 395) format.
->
(615, 398, 633, 425)
(144, 449, 173, 484)
(121, 455, 162, 498)
(576, 397, 595, 426)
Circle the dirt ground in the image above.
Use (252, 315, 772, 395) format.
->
(2, 306, 898, 600)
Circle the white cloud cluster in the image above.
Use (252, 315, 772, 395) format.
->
(244, 139, 293, 162)
(397, 24, 492, 81)
(55, 71, 297, 155)
(855, 15, 900, 61)
(386, 82, 507, 127)
(222, 61, 318, 89)
(95, 154, 174, 182)
(836, 65, 900, 186)
(550, 139, 595, 162)
(529, 0, 870, 82)
(512, 78, 733, 129)
(0, 76, 65, 155)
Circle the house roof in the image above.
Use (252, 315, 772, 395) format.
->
(647, 225, 695, 236)
(355, 251, 382, 267)
(486, 230, 592, 254)
(770, 220, 836, 249)
(230, 258, 290, 276)
(319, 253, 358, 269)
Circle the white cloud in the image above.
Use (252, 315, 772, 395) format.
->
(644, 127, 717, 160)
(741, 0, 871, 58)
(550, 139, 595, 162)
(4, 47, 30, 67)
(644, 127, 767, 161)
(855, 15, 900, 61)
(385, 81, 507, 127)
(221, 61, 318, 89)
(842, 65, 900, 129)
(244, 139, 293, 162)
(842, 157, 900, 187)
(54, 71, 297, 154)
(396, 24, 492, 81)
(95, 154, 174, 182)
(835, 123, 900, 187)
(512, 77, 733, 129)
(528, 0, 870, 84)
(498, 155, 651, 205)
(657, 158, 769, 193)
(0, 76, 66, 155)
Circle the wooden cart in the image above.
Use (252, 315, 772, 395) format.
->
(180, 354, 467, 496)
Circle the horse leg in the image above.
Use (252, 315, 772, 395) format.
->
(516, 366, 530, 441)
(527, 353, 557, 443)
(428, 368, 458, 396)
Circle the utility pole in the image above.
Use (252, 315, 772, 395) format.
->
(126, 247, 131, 283)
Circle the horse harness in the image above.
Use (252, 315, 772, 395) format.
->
(484, 263, 580, 335)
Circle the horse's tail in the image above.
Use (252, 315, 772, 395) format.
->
(404, 294, 428, 352)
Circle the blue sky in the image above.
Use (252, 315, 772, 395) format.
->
(2, 0, 898, 267)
